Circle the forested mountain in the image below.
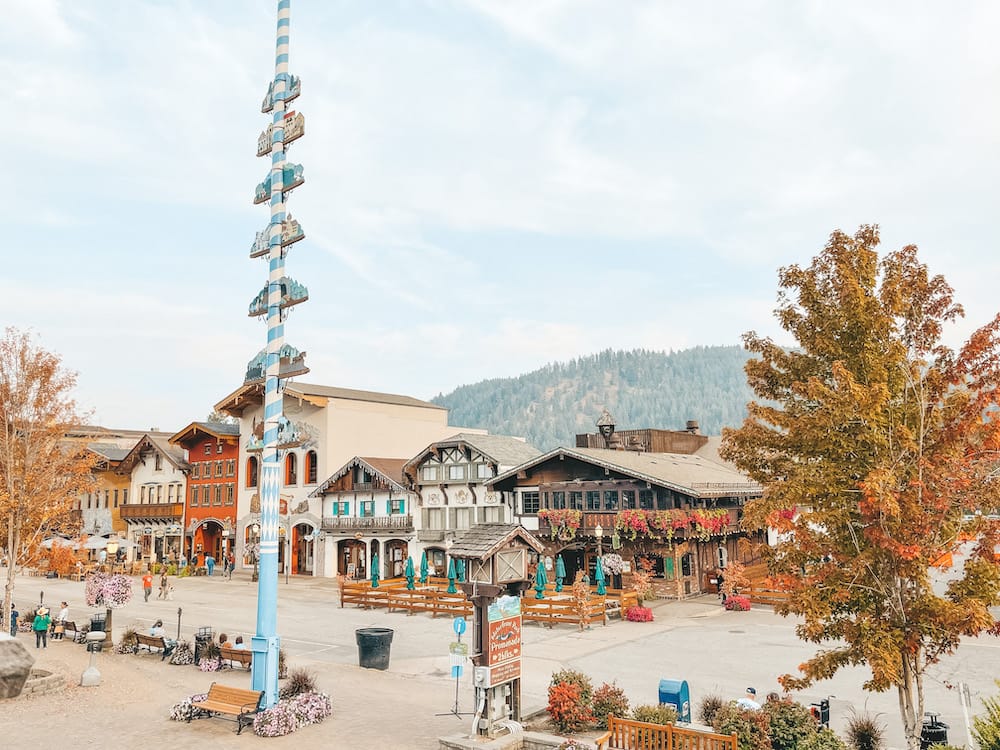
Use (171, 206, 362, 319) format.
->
(432, 346, 758, 451)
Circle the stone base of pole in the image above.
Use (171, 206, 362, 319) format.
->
(80, 631, 107, 687)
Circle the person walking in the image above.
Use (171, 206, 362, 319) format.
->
(157, 570, 168, 600)
(226, 552, 235, 580)
(9, 603, 18, 637)
(53, 601, 69, 640)
(205, 555, 216, 576)
(33, 606, 52, 649)
(142, 572, 153, 602)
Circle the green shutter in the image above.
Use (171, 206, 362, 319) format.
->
(400, 499, 405, 514)
(386, 500, 392, 515)
(665, 557, 675, 580)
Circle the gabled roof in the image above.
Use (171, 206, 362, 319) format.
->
(169, 421, 241, 446)
(216, 380, 447, 416)
(487, 446, 762, 499)
(404, 433, 542, 475)
(115, 434, 190, 475)
(448, 524, 545, 560)
(310, 456, 410, 497)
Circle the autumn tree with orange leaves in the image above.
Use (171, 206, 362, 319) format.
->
(722, 226, 1000, 750)
(1, 328, 97, 632)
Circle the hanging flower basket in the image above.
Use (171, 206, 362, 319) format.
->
(600, 553, 625, 576)
(538, 509, 582, 541)
(688, 509, 730, 541)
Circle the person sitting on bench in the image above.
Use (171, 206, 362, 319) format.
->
(150, 619, 177, 657)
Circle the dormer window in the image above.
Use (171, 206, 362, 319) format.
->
(154, 453, 163, 471)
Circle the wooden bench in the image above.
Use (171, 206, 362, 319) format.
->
(188, 682, 264, 734)
(219, 646, 252, 670)
(58, 621, 80, 641)
(596, 715, 738, 750)
(134, 633, 170, 660)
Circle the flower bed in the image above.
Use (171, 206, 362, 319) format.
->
(253, 690, 333, 737)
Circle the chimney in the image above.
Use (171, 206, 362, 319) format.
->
(685, 420, 700, 434)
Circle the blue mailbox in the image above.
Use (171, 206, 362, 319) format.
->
(658, 678, 691, 723)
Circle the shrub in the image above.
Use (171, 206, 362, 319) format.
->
(198, 657, 221, 672)
(632, 704, 678, 725)
(166, 564, 177, 576)
(763, 699, 818, 750)
(799, 728, 848, 750)
(699, 694, 726, 725)
(713, 702, 772, 750)
(592, 682, 630, 729)
(550, 668, 593, 707)
(845, 710, 886, 750)
(725, 595, 752, 611)
(280, 667, 318, 699)
(547, 682, 594, 733)
(179, 565, 192, 577)
(625, 605, 654, 622)
(972, 682, 1000, 750)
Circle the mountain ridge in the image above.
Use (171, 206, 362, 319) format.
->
(432, 346, 757, 451)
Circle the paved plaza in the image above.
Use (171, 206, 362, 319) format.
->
(4, 569, 999, 748)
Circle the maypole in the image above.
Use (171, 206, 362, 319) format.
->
(249, 0, 309, 708)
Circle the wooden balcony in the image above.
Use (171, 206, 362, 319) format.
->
(321, 515, 414, 534)
(118, 502, 184, 521)
(535, 509, 739, 542)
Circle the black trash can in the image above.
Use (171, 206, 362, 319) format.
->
(356, 627, 394, 670)
(194, 627, 214, 665)
(920, 714, 949, 749)
(90, 613, 107, 633)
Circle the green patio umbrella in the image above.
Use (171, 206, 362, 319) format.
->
(446, 557, 457, 594)
(594, 556, 606, 595)
(534, 561, 548, 599)
(404, 556, 415, 590)
(554, 554, 566, 592)
(371, 553, 380, 589)
(456, 558, 466, 583)
(419, 551, 428, 583)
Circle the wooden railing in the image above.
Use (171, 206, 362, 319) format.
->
(597, 716, 738, 750)
(321, 515, 413, 532)
(340, 576, 611, 626)
(118, 502, 183, 520)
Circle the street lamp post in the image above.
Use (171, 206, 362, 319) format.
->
(104, 539, 119, 637)
(251, 523, 261, 582)
(594, 524, 603, 558)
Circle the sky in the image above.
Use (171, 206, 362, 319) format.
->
(3, 1, 999, 431)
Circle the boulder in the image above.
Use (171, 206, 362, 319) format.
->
(0, 633, 35, 698)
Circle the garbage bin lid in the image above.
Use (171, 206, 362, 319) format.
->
(86, 631, 107, 641)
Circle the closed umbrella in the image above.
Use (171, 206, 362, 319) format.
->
(371, 553, 380, 589)
(419, 551, 429, 584)
(534, 561, 548, 599)
(446, 558, 457, 594)
(404, 556, 415, 590)
(456, 558, 466, 583)
(594, 556, 607, 595)
(555, 555, 567, 592)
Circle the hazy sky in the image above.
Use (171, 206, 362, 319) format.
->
(3, 1, 998, 430)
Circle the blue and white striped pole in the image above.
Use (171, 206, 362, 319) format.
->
(252, 0, 293, 708)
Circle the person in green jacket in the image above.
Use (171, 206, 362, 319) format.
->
(33, 606, 52, 649)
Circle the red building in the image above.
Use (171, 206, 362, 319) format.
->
(169, 422, 241, 566)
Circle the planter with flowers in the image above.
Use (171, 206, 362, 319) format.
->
(85, 571, 133, 643)
(724, 595, 751, 611)
(688, 509, 730, 541)
(625, 605, 654, 622)
(615, 509, 650, 541)
(538, 509, 583, 541)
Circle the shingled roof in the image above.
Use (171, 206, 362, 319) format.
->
(448, 524, 545, 561)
